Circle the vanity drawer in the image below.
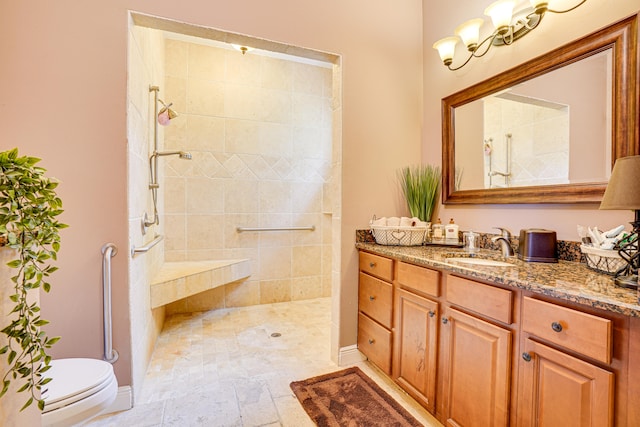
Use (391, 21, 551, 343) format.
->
(358, 312, 392, 374)
(397, 262, 440, 297)
(446, 275, 513, 324)
(359, 272, 393, 329)
(359, 252, 394, 282)
(522, 297, 612, 364)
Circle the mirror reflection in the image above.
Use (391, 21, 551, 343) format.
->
(455, 50, 612, 191)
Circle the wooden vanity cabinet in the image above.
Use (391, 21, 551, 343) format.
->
(517, 296, 615, 427)
(439, 275, 514, 427)
(356, 249, 640, 426)
(357, 252, 394, 374)
(393, 262, 440, 412)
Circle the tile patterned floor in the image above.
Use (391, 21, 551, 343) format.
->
(88, 297, 442, 426)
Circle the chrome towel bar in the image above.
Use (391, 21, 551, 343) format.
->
(131, 234, 164, 257)
(236, 226, 315, 233)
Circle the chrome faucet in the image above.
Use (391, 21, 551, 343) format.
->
(492, 227, 515, 257)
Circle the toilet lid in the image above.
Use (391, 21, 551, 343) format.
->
(43, 358, 115, 409)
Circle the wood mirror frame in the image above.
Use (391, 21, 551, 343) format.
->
(442, 15, 638, 205)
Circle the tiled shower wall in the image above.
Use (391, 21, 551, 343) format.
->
(483, 97, 569, 188)
(162, 38, 334, 312)
(127, 23, 166, 400)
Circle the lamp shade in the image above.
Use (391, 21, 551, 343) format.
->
(455, 18, 485, 51)
(433, 37, 459, 64)
(485, 0, 515, 31)
(600, 155, 640, 210)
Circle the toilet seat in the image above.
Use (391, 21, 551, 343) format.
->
(42, 358, 118, 427)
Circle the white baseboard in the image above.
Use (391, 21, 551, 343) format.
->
(103, 386, 132, 415)
(338, 344, 366, 366)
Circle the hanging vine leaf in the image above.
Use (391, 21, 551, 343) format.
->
(0, 148, 67, 411)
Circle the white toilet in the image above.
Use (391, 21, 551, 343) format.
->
(41, 358, 118, 427)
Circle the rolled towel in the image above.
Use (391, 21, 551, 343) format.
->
(400, 217, 413, 227)
(371, 217, 387, 226)
(588, 227, 603, 245)
(410, 217, 425, 227)
(387, 217, 400, 227)
(604, 225, 625, 238)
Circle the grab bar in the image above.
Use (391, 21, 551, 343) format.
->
(236, 226, 315, 233)
(101, 243, 119, 364)
(131, 234, 164, 257)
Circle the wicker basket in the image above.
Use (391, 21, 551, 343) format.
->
(580, 245, 627, 275)
(370, 225, 428, 246)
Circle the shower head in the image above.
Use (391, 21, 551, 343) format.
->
(154, 150, 192, 160)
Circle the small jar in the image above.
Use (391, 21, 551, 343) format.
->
(463, 231, 479, 252)
(432, 223, 444, 239)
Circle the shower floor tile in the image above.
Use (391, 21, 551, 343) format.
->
(87, 297, 442, 427)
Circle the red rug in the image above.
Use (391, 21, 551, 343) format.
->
(290, 366, 423, 426)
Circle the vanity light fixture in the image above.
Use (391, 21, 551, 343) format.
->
(433, 0, 587, 71)
(599, 155, 640, 290)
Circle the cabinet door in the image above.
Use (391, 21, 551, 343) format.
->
(518, 338, 614, 427)
(393, 288, 439, 412)
(441, 307, 512, 427)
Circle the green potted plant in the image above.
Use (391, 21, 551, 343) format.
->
(397, 164, 441, 223)
(0, 148, 65, 411)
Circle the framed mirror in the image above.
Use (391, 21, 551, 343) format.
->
(442, 15, 637, 204)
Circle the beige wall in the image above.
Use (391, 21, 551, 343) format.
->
(455, 100, 484, 190)
(424, 0, 639, 239)
(0, 0, 423, 398)
(508, 52, 610, 183)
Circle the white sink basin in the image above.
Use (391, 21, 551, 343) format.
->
(446, 257, 514, 267)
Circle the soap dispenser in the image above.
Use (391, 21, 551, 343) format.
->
(445, 218, 459, 240)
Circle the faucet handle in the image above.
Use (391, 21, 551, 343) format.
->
(493, 227, 511, 238)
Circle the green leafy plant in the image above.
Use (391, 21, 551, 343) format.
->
(0, 148, 66, 411)
(398, 164, 441, 222)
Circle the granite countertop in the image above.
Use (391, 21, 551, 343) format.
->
(356, 242, 640, 317)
